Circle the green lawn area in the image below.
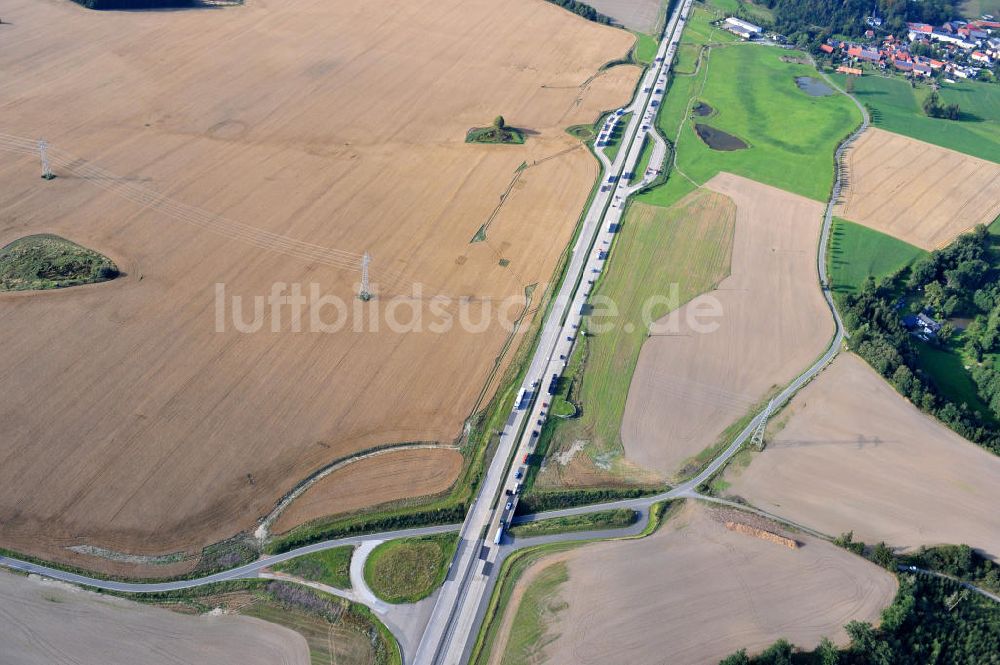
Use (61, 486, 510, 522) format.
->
(363, 533, 458, 604)
(548, 189, 736, 470)
(961, 0, 1000, 19)
(915, 341, 996, 425)
(830, 73, 1000, 163)
(632, 31, 659, 65)
(508, 509, 637, 538)
(272, 545, 353, 589)
(1, 233, 119, 291)
(498, 561, 569, 665)
(603, 112, 633, 162)
(708, 0, 774, 23)
(641, 43, 860, 206)
(828, 218, 927, 295)
(631, 135, 655, 182)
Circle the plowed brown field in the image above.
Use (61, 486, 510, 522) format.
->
(0, 571, 309, 665)
(726, 353, 1000, 558)
(621, 173, 832, 478)
(834, 128, 1000, 250)
(496, 502, 896, 664)
(272, 447, 463, 535)
(0, 0, 638, 571)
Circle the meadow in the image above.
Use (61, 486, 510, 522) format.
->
(828, 218, 927, 295)
(363, 533, 458, 604)
(637, 5, 860, 207)
(831, 73, 1000, 163)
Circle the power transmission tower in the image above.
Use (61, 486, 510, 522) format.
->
(359, 252, 372, 301)
(39, 140, 55, 180)
(750, 399, 775, 451)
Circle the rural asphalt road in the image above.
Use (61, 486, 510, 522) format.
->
(9, 11, 981, 665)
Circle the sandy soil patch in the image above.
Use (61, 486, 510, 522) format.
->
(621, 173, 832, 477)
(0, 571, 308, 665)
(834, 127, 1000, 250)
(726, 353, 1000, 558)
(273, 447, 462, 534)
(585, 0, 664, 33)
(500, 502, 896, 664)
(0, 0, 638, 569)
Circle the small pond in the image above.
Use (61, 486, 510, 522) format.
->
(692, 101, 714, 117)
(795, 76, 834, 97)
(694, 123, 748, 151)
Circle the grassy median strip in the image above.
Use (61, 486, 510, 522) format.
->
(272, 545, 353, 589)
(508, 509, 638, 538)
(363, 533, 458, 604)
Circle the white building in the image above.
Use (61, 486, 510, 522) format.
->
(724, 17, 763, 35)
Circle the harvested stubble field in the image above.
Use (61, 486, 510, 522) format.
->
(0, 571, 309, 665)
(621, 173, 833, 478)
(0, 0, 639, 573)
(491, 502, 896, 665)
(272, 447, 463, 535)
(726, 353, 1000, 559)
(834, 128, 1000, 250)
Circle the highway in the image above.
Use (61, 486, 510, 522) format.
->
(0, 7, 913, 665)
(413, 1, 694, 662)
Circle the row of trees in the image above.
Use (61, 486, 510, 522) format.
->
(544, 0, 615, 26)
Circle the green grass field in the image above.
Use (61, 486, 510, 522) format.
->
(640, 43, 860, 206)
(828, 218, 927, 295)
(632, 31, 659, 65)
(961, 0, 1000, 18)
(546, 190, 736, 475)
(915, 341, 996, 424)
(272, 545, 353, 589)
(709, 0, 774, 23)
(631, 135, 655, 182)
(498, 561, 569, 665)
(363, 533, 458, 604)
(507, 509, 638, 538)
(1, 234, 119, 291)
(830, 73, 1000, 163)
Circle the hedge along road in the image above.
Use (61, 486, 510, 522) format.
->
(0, 36, 870, 656)
(0, 523, 459, 594)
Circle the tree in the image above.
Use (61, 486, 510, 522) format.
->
(493, 115, 506, 129)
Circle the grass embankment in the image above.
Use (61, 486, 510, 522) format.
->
(829, 73, 1000, 163)
(632, 31, 659, 65)
(828, 218, 927, 296)
(508, 508, 638, 538)
(637, 4, 860, 208)
(470, 500, 679, 665)
(631, 134, 656, 182)
(0, 234, 119, 291)
(363, 533, 458, 604)
(272, 545, 353, 589)
(497, 560, 569, 665)
(541, 189, 735, 484)
(118, 580, 400, 665)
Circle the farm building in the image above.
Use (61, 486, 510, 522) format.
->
(836, 65, 863, 76)
(723, 17, 762, 39)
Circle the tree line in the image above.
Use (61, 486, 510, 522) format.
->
(754, 0, 958, 48)
(543, 0, 615, 26)
(839, 224, 1000, 455)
